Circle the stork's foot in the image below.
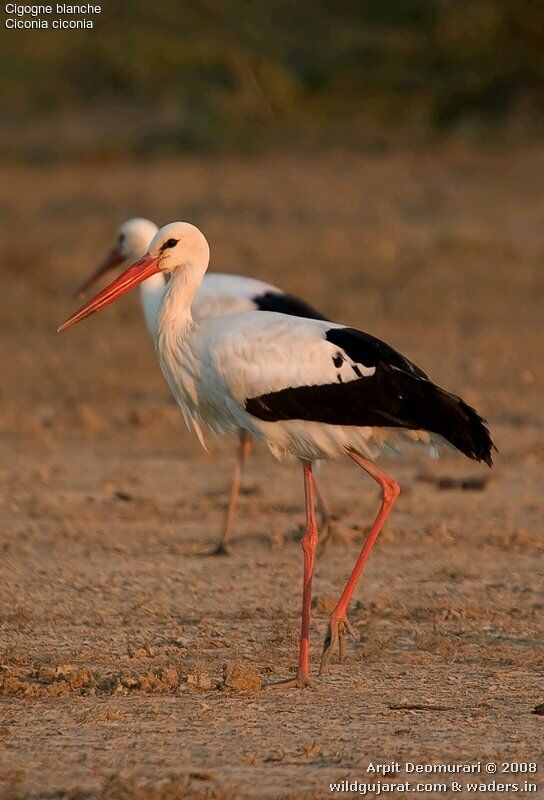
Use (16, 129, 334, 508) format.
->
(207, 541, 231, 557)
(266, 673, 314, 690)
(319, 614, 357, 676)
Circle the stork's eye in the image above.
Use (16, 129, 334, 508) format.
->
(118, 233, 125, 245)
(162, 238, 178, 250)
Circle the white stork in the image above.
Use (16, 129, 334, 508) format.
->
(60, 222, 495, 688)
(77, 217, 334, 554)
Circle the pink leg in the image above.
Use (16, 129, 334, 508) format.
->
(319, 450, 400, 675)
(312, 470, 349, 553)
(312, 472, 332, 529)
(212, 430, 252, 555)
(269, 460, 318, 688)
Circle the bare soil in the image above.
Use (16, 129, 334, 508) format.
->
(1, 146, 542, 799)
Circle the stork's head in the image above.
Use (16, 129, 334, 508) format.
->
(147, 222, 210, 274)
(59, 222, 210, 332)
(76, 217, 158, 296)
(117, 218, 159, 262)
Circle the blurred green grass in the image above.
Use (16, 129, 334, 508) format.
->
(2, 0, 544, 157)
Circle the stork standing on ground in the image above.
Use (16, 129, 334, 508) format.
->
(60, 222, 495, 687)
(77, 218, 336, 554)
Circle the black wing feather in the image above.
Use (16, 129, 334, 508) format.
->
(245, 327, 495, 467)
(253, 291, 330, 321)
(326, 327, 428, 379)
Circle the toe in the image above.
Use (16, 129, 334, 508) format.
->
(209, 542, 230, 556)
(266, 675, 314, 690)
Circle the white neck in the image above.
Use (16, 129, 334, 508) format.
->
(154, 260, 207, 444)
(156, 260, 206, 344)
(150, 236, 211, 450)
(139, 273, 167, 336)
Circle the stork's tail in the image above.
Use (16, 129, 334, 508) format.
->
(421, 384, 496, 466)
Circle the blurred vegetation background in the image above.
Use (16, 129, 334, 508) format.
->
(1, 0, 544, 159)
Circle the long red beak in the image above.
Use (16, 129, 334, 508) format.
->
(75, 246, 125, 296)
(58, 255, 161, 332)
